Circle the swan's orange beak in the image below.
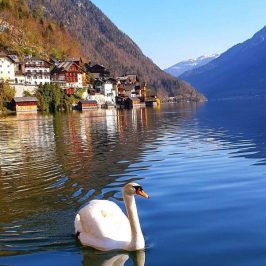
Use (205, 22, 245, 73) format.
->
(136, 189, 149, 199)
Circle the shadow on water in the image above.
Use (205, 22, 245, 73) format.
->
(82, 249, 145, 266)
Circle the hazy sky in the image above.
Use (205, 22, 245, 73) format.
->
(90, 0, 266, 69)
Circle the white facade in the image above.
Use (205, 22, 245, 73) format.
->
(12, 84, 37, 97)
(101, 82, 113, 96)
(25, 59, 51, 86)
(14, 74, 25, 84)
(77, 73, 83, 88)
(0, 56, 15, 82)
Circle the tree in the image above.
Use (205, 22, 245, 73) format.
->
(23, 90, 34, 97)
(0, 82, 15, 111)
(0, 0, 13, 10)
(35, 83, 74, 112)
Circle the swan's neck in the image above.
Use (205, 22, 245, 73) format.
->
(123, 193, 144, 250)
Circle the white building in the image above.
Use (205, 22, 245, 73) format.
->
(101, 82, 113, 96)
(75, 73, 83, 89)
(25, 58, 51, 86)
(0, 53, 15, 82)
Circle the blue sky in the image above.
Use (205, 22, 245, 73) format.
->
(90, 0, 266, 69)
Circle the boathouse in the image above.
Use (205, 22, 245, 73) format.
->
(78, 100, 98, 110)
(12, 97, 38, 112)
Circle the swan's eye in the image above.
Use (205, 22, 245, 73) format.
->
(133, 185, 143, 192)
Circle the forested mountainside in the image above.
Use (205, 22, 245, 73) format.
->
(23, 0, 205, 101)
(0, 0, 80, 58)
(180, 26, 266, 99)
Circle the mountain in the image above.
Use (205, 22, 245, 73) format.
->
(164, 54, 219, 77)
(180, 26, 266, 99)
(0, 1, 80, 58)
(21, 0, 205, 102)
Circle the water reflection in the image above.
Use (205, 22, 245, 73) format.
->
(1, 106, 185, 255)
(0, 103, 205, 257)
(3, 101, 266, 265)
(82, 249, 145, 266)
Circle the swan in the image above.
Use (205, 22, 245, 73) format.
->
(74, 183, 149, 251)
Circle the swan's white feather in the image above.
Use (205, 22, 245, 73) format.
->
(75, 200, 131, 250)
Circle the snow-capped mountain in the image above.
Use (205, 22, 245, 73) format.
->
(179, 25, 266, 99)
(164, 54, 219, 77)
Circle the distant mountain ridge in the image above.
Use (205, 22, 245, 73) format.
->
(23, 0, 206, 102)
(180, 26, 266, 99)
(165, 54, 219, 77)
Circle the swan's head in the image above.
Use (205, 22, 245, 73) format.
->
(123, 183, 149, 198)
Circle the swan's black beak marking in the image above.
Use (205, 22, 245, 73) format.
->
(133, 186, 149, 199)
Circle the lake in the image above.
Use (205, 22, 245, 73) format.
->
(1, 99, 266, 266)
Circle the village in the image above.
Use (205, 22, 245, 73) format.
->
(0, 52, 160, 113)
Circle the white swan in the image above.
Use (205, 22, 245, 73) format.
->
(74, 183, 149, 251)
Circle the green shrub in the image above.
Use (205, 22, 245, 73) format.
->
(0, 82, 15, 111)
(35, 83, 74, 112)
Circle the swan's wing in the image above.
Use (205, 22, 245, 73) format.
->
(77, 200, 131, 242)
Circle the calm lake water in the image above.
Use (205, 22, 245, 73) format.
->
(1, 99, 266, 266)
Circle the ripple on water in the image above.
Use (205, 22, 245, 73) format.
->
(1, 103, 266, 265)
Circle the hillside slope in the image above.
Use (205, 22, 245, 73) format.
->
(180, 26, 266, 99)
(24, 0, 206, 101)
(0, 0, 80, 59)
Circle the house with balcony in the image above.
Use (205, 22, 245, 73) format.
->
(24, 58, 51, 86)
(51, 61, 84, 95)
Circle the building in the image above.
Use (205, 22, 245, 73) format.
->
(65, 57, 84, 66)
(12, 97, 38, 112)
(78, 100, 98, 110)
(116, 74, 141, 98)
(84, 63, 110, 79)
(8, 55, 26, 86)
(24, 58, 51, 86)
(0, 52, 16, 82)
(51, 61, 83, 94)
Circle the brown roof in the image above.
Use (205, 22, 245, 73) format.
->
(13, 97, 38, 103)
(79, 100, 97, 104)
(51, 61, 82, 74)
(0, 52, 17, 63)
